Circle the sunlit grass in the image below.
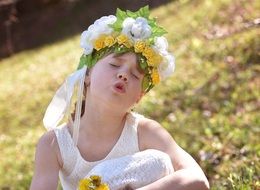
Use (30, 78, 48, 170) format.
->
(0, 0, 259, 189)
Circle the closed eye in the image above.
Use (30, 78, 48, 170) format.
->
(132, 73, 140, 79)
(110, 63, 119, 67)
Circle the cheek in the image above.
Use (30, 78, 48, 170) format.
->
(88, 72, 103, 93)
(91, 66, 111, 82)
(89, 69, 115, 94)
(134, 79, 143, 92)
(129, 81, 142, 99)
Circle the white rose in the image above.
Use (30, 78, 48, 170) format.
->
(154, 36, 168, 52)
(95, 15, 117, 26)
(80, 30, 93, 54)
(93, 15, 116, 35)
(80, 15, 116, 55)
(158, 53, 175, 80)
(122, 17, 135, 28)
(122, 17, 151, 41)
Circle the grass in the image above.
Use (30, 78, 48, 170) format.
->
(0, 0, 259, 189)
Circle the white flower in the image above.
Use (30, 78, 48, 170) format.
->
(80, 31, 94, 54)
(92, 15, 116, 35)
(80, 15, 117, 55)
(153, 36, 168, 53)
(122, 17, 151, 41)
(153, 37, 175, 80)
(158, 52, 175, 80)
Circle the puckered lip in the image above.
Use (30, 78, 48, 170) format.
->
(113, 81, 126, 94)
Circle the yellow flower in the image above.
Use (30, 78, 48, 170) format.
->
(151, 69, 160, 84)
(104, 36, 116, 47)
(142, 46, 155, 59)
(90, 175, 101, 186)
(134, 41, 146, 53)
(147, 54, 163, 67)
(155, 54, 163, 64)
(94, 35, 106, 50)
(78, 178, 92, 190)
(123, 40, 133, 48)
(116, 34, 128, 44)
(147, 58, 155, 67)
(78, 175, 110, 190)
(96, 183, 110, 190)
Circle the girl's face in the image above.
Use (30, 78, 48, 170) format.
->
(86, 52, 144, 111)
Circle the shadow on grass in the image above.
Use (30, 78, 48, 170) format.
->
(0, 0, 171, 59)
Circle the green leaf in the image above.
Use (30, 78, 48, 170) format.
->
(114, 46, 130, 54)
(126, 10, 136, 18)
(138, 5, 150, 18)
(110, 21, 123, 32)
(152, 26, 167, 36)
(110, 8, 128, 32)
(77, 54, 87, 70)
(86, 54, 94, 67)
(116, 8, 127, 20)
(139, 57, 148, 70)
(142, 75, 151, 92)
(90, 56, 98, 67)
(140, 62, 146, 70)
(146, 83, 154, 92)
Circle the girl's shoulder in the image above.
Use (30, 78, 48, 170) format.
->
(136, 114, 175, 152)
(138, 116, 164, 136)
(37, 129, 64, 168)
(129, 112, 162, 131)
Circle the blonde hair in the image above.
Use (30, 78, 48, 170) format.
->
(71, 70, 88, 121)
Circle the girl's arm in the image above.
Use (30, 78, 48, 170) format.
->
(137, 119, 210, 190)
(30, 131, 61, 190)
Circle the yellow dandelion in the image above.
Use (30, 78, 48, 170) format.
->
(94, 35, 106, 50)
(151, 69, 160, 84)
(123, 40, 133, 48)
(134, 41, 146, 53)
(142, 46, 155, 59)
(78, 175, 110, 190)
(116, 34, 128, 44)
(104, 36, 116, 47)
(78, 178, 92, 190)
(147, 54, 163, 67)
(147, 58, 156, 67)
(90, 175, 101, 186)
(155, 54, 163, 64)
(96, 183, 110, 190)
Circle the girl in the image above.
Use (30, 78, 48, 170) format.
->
(30, 6, 209, 190)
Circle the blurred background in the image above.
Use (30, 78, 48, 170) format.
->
(0, 0, 259, 189)
(0, 0, 170, 58)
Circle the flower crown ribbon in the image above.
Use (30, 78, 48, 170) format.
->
(43, 66, 87, 145)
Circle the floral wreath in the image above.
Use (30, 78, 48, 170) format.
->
(78, 6, 175, 92)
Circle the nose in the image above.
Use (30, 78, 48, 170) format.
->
(117, 72, 128, 82)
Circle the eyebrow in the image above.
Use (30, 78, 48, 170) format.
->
(112, 53, 145, 74)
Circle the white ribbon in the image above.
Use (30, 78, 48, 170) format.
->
(43, 66, 87, 146)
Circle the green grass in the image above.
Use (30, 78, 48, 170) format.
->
(0, 0, 259, 189)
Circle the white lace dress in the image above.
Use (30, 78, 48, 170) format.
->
(54, 112, 174, 190)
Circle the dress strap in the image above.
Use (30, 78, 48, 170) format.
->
(127, 112, 144, 131)
(54, 124, 78, 176)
